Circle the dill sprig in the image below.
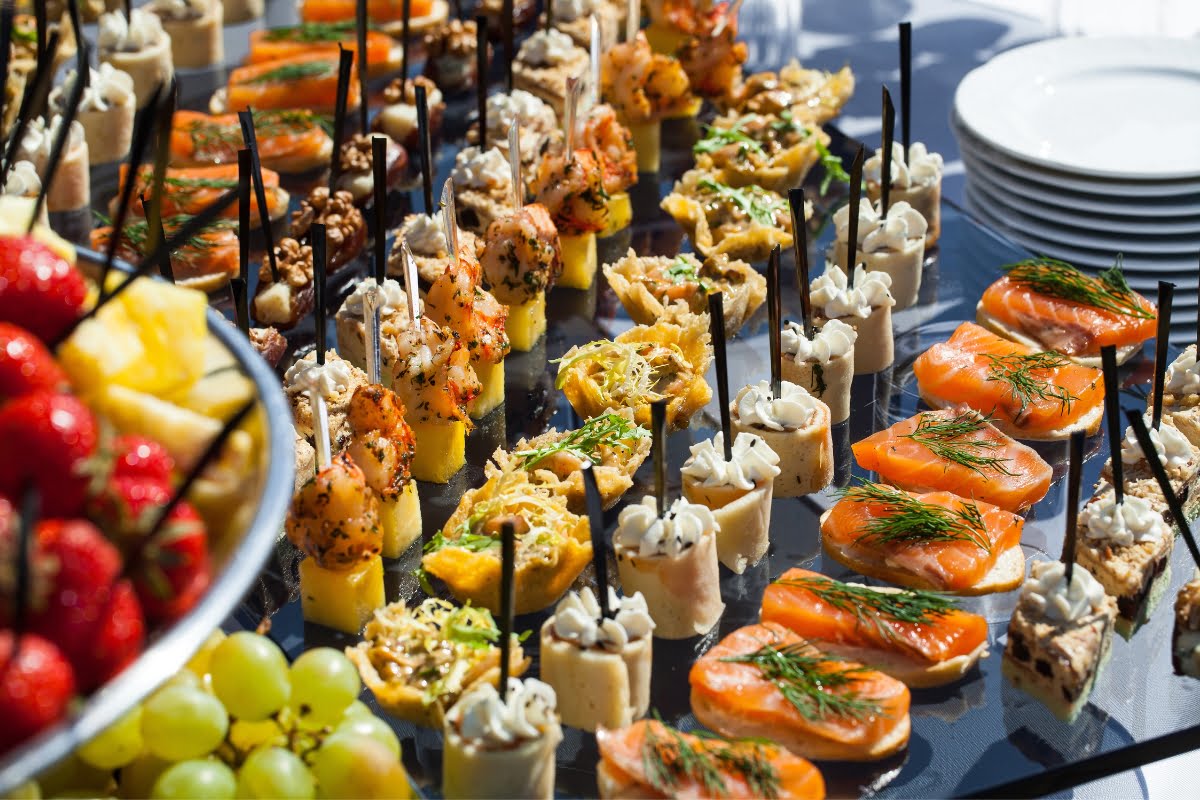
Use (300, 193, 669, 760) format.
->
(246, 60, 334, 84)
(839, 481, 992, 552)
(641, 717, 781, 799)
(262, 20, 358, 42)
(900, 411, 1015, 477)
(1004, 257, 1154, 319)
(774, 574, 959, 646)
(722, 642, 885, 722)
(187, 110, 329, 160)
(697, 178, 786, 226)
(163, 174, 240, 191)
(515, 412, 648, 470)
(982, 351, 1078, 414)
(94, 213, 235, 254)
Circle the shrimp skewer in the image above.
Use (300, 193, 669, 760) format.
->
(346, 384, 422, 557)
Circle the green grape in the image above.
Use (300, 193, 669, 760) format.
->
(209, 632, 290, 722)
(228, 718, 286, 752)
(311, 733, 410, 800)
(288, 648, 361, 727)
(236, 747, 315, 799)
(37, 754, 115, 798)
(141, 686, 229, 761)
(151, 760, 236, 800)
(162, 669, 202, 690)
(341, 700, 373, 720)
(186, 629, 226, 677)
(333, 716, 400, 759)
(77, 707, 143, 770)
(117, 753, 171, 800)
(6, 781, 39, 799)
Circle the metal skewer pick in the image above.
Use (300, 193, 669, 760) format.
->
(398, 237, 422, 324)
(651, 399, 668, 518)
(441, 179, 460, 269)
(508, 120, 524, 209)
(581, 461, 612, 618)
(709, 292, 733, 462)
(1126, 410, 1200, 568)
(1100, 345, 1124, 506)
(880, 86, 895, 220)
(846, 145, 865, 286)
(312, 223, 332, 466)
(626, 0, 638, 43)
(590, 15, 601, 106)
(1152, 279, 1174, 430)
(768, 244, 783, 402)
(498, 519, 516, 701)
(1063, 429, 1084, 585)
(789, 188, 814, 340)
(364, 281, 382, 386)
(565, 74, 583, 161)
(416, 84, 435, 215)
(899, 21, 912, 163)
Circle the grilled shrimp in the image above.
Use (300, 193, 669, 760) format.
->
(389, 316, 481, 424)
(530, 148, 611, 235)
(286, 453, 382, 569)
(424, 251, 511, 364)
(579, 104, 638, 194)
(346, 385, 416, 497)
(678, 21, 747, 98)
(600, 32, 693, 123)
(480, 203, 563, 304)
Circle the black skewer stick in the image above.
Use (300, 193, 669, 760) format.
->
(1126, 410, 1200, 568)
(452, 0, 463, 17)
(123, 0, 133, 27)
(238, 148, 251, 283)
(504, 0, 515, 92)
(709, 292, 733, 462)
(788, 187, 813, 339)
(0, 6, 14, 134)
(329, 46, 355, 191)
(768, 244, 783, 401)
(651, 399, 668, 518)
(3, 30, 60, 181)
(1101, 345, 1124, 506)
(476, 16, 488, 148)
(400, 0, 412, 97)
(238, 110, 278, 282)
(1195, 251, 1199, 349)
(229, 277, 249, 336)
(144, 75, 177, 255)
(313, 223, 328, 365)
(581, 461, 612, 618)
(880, 86, 895, 219)
(1152, 279, 1174, 430)
(498, 519, 516, 701)
(899, 21, 912, 163)
(846, 145, 864, 285)
(416, 84, 434, 215)
(34, 0, 46, 78)
(1063, 429, 1084, 585)
(66, 1, 83, 63)
(140, 193, 174, 283)
(372, 136, 388, 283)
(546, 0, 554, 30)
(356, 0, 369, 135)
(13, 486, 39, 643)
(29, 43, 87, 234)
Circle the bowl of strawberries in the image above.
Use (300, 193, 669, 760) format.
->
(0, 209, 293, 791)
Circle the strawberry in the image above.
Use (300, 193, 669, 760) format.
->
(0, 391, 98, 517)
(80, 579, 145, 690)
(87, 477, 171, 547)
(0, 632, 76, 754)
(0, 237, 87, 344)
(107, 435, 174, 487)
(83, 434, 176, 541)
(0, 323, 67, 401)
(131, 500, 210, 624)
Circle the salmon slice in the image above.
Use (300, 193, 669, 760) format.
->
(689, 623, 910, 762)
(821, 484, 1024, 593)
(300, 0, 432, 22)
(116, 164, 285, 226)
(852, 408, 1052, 512)
(762, 568, 988, 668)
(90, 217, 239, 290)
(912, 321, 1104, 440)
(248, 24, 398, 74)
(596, 719, 826, 799)
(170, 110, 333, 173)
(977, 260, 1156, 362)
(225, 54, 357, 114)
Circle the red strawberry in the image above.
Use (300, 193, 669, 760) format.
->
(0, 236, 86, 344)
(131, 500, 210, 624)
(80, 579, 145, 690)
(87, 477, 171, 547)
(108, 435, 174, 487)
(0, 632, 76, 754)
(0, 323, 67, 401)
(0, 391, 98, 517)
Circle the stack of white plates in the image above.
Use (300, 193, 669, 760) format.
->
(953, 37, 1200, 338)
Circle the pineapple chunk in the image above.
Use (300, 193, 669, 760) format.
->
(505, 293, 546, 352)
(601, 192, 633, 237)
(381, 481, 422, 558)
(299, 555, 384, 635)
(172, 369, 256, 421)
(558, 232, 598, 290)
(0, 196, 74, 261)
(409, 419, 465, 484)
(644, 22, 691, 55)
(628, 122, 661, 174)
(467, 358, 505, 419)
(59, 305, 150, 397)
(118, 277, 208, 394)
(201, 336, 238, 374)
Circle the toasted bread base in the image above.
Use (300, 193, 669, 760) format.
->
(817, 639, 989, 689)
(1001, 640, 1111, 724)
(918, 383, 1104, 441)
(379, 0, 449, 35)
(596, 760, 656, 800)
(975, 303, 1142, 368)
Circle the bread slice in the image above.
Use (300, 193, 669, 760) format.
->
(918, 383, 1104, 441)
(379, 0, 449, 35)
(691, 688, 911, 762)
(817, 637, 989, 690)
(975, 301, 1141, 368)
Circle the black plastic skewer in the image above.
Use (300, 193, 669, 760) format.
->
(768, 244, 783, 401)
(899, 21, 912, 163)
(3, 30, 60, 181)
(34, 0, 47, 78)
(1195, 251, 1199, 349)
(709, 292, 733, 462)
(0, 7, 14, 135)
(229, 277, 249, 336)
(416, 84, 434, 215)
(1063, 429, 1084, 585)
(1152, 279, 1174, 430)
(498, 519, 516, 701)
(313, 223, 328, 365)
(372, 136, 388, 283)
(652, 399, 668, 518)
(581, 462, 612, 618)
(504, 0, 515, 92)
(238, 149, 251, 283)
(400, 0, 411, 98)
(788, 187, 814, 339)
(12, 486, 39, 644)
(356, 0, 369, 135)
(329, 46, 354, 191)
(238, 110, 278, 282)
(546, 0, 554, 30)
(846, 145, 864, 285)
(140, 193, 173, 282)
(1100, 345, 1124, 506)
(1126, 411, 1200, 568)
(476, 16, 488, 148)
(880, 86, 895, 220)
(144, 75, 176, 255)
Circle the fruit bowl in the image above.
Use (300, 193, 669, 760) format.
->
(0, 247, 294, 794)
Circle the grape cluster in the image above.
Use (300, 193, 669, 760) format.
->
(40, 631, 412, 800)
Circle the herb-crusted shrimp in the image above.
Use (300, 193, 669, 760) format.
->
(480, 203, 563, 305)
(530, 148, 611, 235)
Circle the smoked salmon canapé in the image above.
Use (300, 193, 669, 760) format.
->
(596, 719, 827, 800)
(114, 164, 290, 228)
(852, 408, 1053, 513)
(247, 23, 404, 77)
(300, 0, 448, 34)
(170, 110, 333, 174)
(689, 622, 911, 762)
(913, 322, 1105, 441)
(761, 568, 990, 688)
(211, 53, 360, 115)
(820, 483, 1026, 595)
(90, 216, 239, 293)
(977, 259, 1156, 367)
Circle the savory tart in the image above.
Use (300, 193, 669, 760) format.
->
(695, 110, 832, 194)
(730, 380, 833, 498)
(831, 198, 927, 310)
(780, 319, 856, 423)
(661, 169, 797, 263)
(451, 146, 517, 234)
(512, 28, 590, 118)
(720, 61, 855, 124)
(50, 64, 135, 165)
(865, 141, 943, 246)
(98, 8, 174, 109)
(1163, 345, 1200, 448)
(149, 0, 224, 70)
(810, 264, 895, 375)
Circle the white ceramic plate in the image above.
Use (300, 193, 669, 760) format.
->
(955, 36, 1200, 180)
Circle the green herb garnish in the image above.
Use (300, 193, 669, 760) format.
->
(769, 109, 802, 135)
(900, 411, 1014, 477)
(641, 716, 781, 799)
(1004, 257, 1154, 319)
(94, 212, 236, 254)
(982, 350, 1078, 414)
(814, 137, 850, 195)
(515, 412, 648, 470)
(186, 109, 330, 161)
(444, 604, 501, 649)
(697, 177, 785, 226)
(721, 642, 885, 722)
(662, 255, 713, 293)
(424, 530, 496, 554)
(163, 175, 240, 191)
(246, 60, 334, 84)
(839, 481, 993, 552)
(262, 21, 358, 42)
(694, 122, 766, 159)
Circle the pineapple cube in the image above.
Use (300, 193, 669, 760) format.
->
(467, 359, 505, 419)
(558, 232, 598, 290)
(506, 293, 546, 353)
(299, 555, 384, 635)
(409, 419, 465, 484)
(201, 336, 238, 374)
(381, 481, 422, 558)
(644, 22, 690, 56)
(601, 192, 633, 238)
(59, 306, 150, 397)
(119, 277, 208, 394)
(628, 122, 661, 174)
(0, 196, 74, 261)
(172, 369, 256, 421)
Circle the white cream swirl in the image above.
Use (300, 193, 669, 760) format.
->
(284, 353, 353, 399)
(98, 9, 166, 52)
(1080, 492, 1166, 548)
(151, 0, 207, 21)
(51, 64, 135, 114)
(615, 496, 715, 559)
(452, 146, 513, 193)
(734, 379, 821, 432)
(834, 197, 927, 254)
(1120, 415, 1194, 469)
(1166, 345, 1200, 396)
(449, 678, 558, 747)
(865, 141, 944, 189)
(553, 0, 594, 22)
(551, 586, 654, 649)
(810, 264, 894, 319)
(402, 213, 449, 256)
(17, 116, 85, 168)
(780, 318, 856, 366)
(681, 432, 780, 491)
(518, 29, 577, 67)
(342, 277, 418, 318)
(1022, 559, 1108, 623)
(2, 161, 41, 198)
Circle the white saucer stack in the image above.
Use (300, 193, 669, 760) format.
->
(953, 36, 1200, 337)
